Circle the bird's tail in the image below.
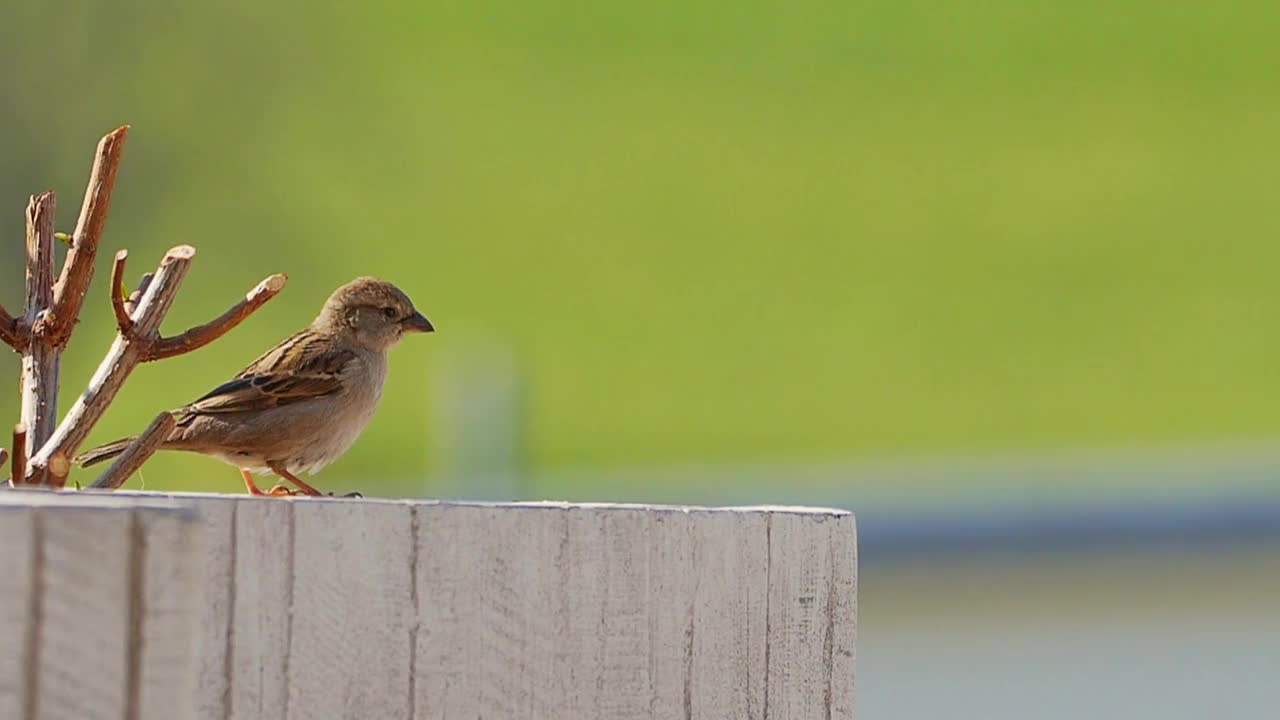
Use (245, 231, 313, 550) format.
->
(74, 438, 138, 467)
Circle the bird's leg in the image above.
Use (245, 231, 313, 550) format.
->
(241, 468, 298, 497)
(268, 463, 323, 497)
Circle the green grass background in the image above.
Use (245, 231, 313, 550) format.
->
(1, 1, 1278, 498)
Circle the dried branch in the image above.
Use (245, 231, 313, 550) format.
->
(0, 305, 25, 351)
(89, 411, 175, 490)
(26, 245, 195, 485)
(21, 192, 60, 455)
(10, 425, 27, 487)
(146, 273, 287, 360)
(110, 250, 134, 334)
(123, 272, 153, 316)
(46, 126, 129, 348)
(0, 447, 7, 471)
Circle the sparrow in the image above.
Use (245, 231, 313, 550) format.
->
(75, 277, 434, 497)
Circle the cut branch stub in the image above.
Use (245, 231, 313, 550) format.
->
(46, 125, 129, 348)
(145, 273, 287, 361)
(21, 192, 60, 456)
(26, 245, 195, 485)
(110, 249, 134, 334)
(10, 424, 28, 487)
(0, 304, 25, 351)
(90, 411, 176, 490)
(123, 272, 153, 316)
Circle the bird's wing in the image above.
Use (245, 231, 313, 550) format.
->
(179, 330, 357, 416)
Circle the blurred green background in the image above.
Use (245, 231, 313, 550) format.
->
(4, 1, 1279, 497)
(4, 3, 1280, 718)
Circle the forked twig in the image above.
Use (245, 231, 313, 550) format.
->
(90, 411, 175, 490)
(26, 246, 286, 485)
(146, 273, 287, 360)
(26, 246, 196, 485)
(6, 125, 284, 487)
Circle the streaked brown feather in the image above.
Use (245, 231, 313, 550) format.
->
(176, 329, 356, 420)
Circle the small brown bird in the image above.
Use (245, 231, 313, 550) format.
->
(76, 277, 434, 497)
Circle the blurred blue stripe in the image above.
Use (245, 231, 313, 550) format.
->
(857, 491, 1280, 562)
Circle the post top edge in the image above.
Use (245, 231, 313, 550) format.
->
(37, 490, 853, 516)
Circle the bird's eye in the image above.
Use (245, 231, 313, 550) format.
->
(382, 307, 398, 320)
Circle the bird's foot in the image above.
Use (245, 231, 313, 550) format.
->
(242, 468, 304, 497)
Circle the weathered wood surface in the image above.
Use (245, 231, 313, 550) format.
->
(1, 493, 857, 720)
(0, 491, 202, 720)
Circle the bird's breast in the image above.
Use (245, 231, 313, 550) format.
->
(291, 350, 389, 475)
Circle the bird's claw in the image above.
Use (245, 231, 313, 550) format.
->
(266, 483, 303, 497)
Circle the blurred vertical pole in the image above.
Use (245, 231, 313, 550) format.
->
(429, 339, 527, 500)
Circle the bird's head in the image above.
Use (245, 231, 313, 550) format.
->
(317, 276, 434, 351)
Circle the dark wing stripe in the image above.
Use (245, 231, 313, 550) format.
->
(192, 377, 254, 404)
(178, 338, 357, 418)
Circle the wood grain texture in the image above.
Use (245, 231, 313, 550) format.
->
(286, 499, 415, 720)
(35, 503, 132, 720)
(2, 494, 855, 720)
(135, 505, 204, 720)
(229, 498, 293, 720)
(827, 515, 858, 720)
(0, 493, 203, 720)
(192, 499, 235, 720)
(765, 512, 858, 720)
(0, 505, 35, 719)
(688, 510, 770, 720)
(21, 192, 59, 460)
(410, 503, 848, 720)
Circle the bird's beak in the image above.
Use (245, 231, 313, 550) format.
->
(402, 311, 435, 334)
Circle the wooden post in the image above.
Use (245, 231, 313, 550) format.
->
(0, 492, 202, 720)
(0, 492, 859, 720)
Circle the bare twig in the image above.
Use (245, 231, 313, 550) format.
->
(10, 425, 27, 487)
(110, 250, 134, 334)
(90, 411, 175, 490)
(0, 447, 7, 471)
(21, 192, 60, 456)
(26, 246, 195, 485)
(46, 126, 129, 348)
(146, 273, 287, 360)
(0, 305, 25, 351)
(123, 272, 153, 316)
